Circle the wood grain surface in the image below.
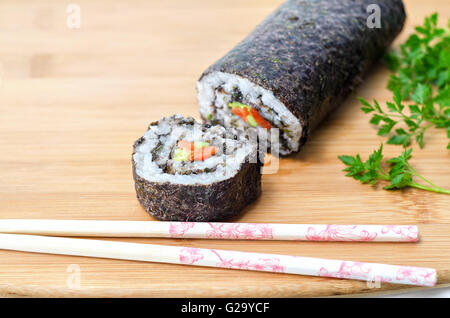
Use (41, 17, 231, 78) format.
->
(0, 0, 449, 297)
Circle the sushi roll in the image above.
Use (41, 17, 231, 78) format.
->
(132, 115, 262, 221)
(197, 0, 406, 155)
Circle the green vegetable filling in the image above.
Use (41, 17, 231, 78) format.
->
(172, 149, 190, 162)
(172, 141, 214, 162)
(228, 102, 257, 127)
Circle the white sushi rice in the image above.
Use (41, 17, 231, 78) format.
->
(197, 71, 302, 155)
(133, 115, 257, 185)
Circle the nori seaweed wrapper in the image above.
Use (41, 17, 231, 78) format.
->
(132, 118, 263, 222)
(199, 0, 406, 152)
(132, 159, 261, 221)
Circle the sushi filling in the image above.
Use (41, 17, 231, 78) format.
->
(228, 102, 272, 130)
(133, 115, 257, 185)
(173, 140, 217, 162)
(197, 71, 302, 155)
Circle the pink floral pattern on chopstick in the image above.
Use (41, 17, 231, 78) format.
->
(381, 225, 419, 242)
(396, 266, 436, 286)
(210, 249, 284, 272)
(179, 247, 285, 272)
(167, 222, 418, 242)
(305, 225, 378, 242)
(175, 246, 435, 287)
(205, 223, 274, 240)
(318, 261, 373, 280)
(317, 261, 436, 286)
(179, 247, 204, 264)
(169, 222, 195, 237)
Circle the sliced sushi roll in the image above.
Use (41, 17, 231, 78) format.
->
(197, 0, 406, 155)
(132, 115, 262, 221)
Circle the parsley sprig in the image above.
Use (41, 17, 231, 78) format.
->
(385, 13, 449, 98)
(338, 144, 450, 195)
(360, 13, 450, 149)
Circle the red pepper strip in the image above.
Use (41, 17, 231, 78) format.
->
(231, 107, 250, 123)
(249, 108, 272, 130)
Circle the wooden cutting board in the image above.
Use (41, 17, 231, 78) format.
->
(0, 0, 449, 297)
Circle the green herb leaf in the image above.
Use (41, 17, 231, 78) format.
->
(387, 134, 410, 146)
(339, 145, 450, 194)
(360, 13, 450, 150)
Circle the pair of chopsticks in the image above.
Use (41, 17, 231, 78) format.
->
(0, 220, 436, 287)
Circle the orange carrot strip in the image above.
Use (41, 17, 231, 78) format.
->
(193, 148, 203, 161)
(202, 146, 216, 161)
(249, 108, 272, 130)
(178, 140, 216, 161)
(178, 140, 194, 152)
(231, 107, 249, 122)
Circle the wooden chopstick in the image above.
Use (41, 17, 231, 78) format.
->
(0, 233, 435, 287)
(0, 219, 419, 242)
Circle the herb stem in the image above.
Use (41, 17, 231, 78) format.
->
(409, 182, 450, 195)
(406, 165, 442, 189)
(339, 145, 450, 195)
(419, 124, 433, 132)
(376, 169, 391, 181)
